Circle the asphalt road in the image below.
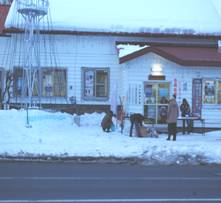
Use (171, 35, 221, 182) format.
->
(0, 161, 221, 203)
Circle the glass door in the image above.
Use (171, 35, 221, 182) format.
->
(144, 82, 170, 124)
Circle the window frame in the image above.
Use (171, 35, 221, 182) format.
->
(82, 67, 110, 101)
(143, 81, 170, 124)
(202, 78, 221, 105)
(13, 67, 67, 98)
(41, 68, 67, 98)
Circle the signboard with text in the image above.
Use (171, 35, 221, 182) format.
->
(192, 79, 202, 117)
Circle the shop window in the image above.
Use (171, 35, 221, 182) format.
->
(144, 82, 170, 124)
(203, 79, 221, 104)
(82, 68, 109, 100)
(42, 69, 67, 97)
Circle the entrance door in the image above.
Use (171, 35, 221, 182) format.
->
(144, 82, 170, 124)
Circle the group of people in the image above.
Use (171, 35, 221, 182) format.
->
(101, 95, 192, 141)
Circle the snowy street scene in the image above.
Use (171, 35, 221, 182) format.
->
(1, 0, 221, 202)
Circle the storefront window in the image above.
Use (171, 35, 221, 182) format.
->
(83, 68, 109, 99)
(203, 79, 221, 104)
(144, 82, 170, 124)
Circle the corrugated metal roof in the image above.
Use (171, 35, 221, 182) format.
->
(0, 4, 10, 33)
(120, 45, 221, 66)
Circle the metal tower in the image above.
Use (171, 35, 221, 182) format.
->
(17, 0, 49, 127)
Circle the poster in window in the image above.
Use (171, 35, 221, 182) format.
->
(192, 79, 202, 117)
(44, 74, 53, 96)
(145, 85, 152, 97)
(159, 88, 169, 104)
(85, 71, 94, 86)
(159, 88, 168, 98)
(147, 105, 156, 120)
(85, 71, 94, 97)
(204, 80, 215, 103)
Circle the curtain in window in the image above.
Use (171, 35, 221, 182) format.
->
(83, 69, 108, 98)
(95, 71, 108, 97)
(42, 69, 66, 97)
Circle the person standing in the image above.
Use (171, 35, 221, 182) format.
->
(167, 94, 179, 141)
(180, 98, 191, 134)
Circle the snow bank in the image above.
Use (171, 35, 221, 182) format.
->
(0, 109, 221, 165)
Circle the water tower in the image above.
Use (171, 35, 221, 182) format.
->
(17, 0, 49, 127)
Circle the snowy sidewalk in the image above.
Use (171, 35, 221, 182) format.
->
(0, 109, 221, 165)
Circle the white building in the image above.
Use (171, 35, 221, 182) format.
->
(1, 0, 221, 128)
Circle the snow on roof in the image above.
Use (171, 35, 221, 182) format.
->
(117, 44, 149, 57)
(5, 0, 221, 36)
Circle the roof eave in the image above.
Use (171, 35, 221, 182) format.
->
(3, 27, 221, 39)
(119, 46, 221, 67)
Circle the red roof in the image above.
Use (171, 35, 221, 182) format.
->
(0, 4, 10, 33)
(120, 45, 221, 67)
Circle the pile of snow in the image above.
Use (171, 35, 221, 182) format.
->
(117, 44, 149, 58)
(5, 0, 221, 36)
(0, 109, 221, 165)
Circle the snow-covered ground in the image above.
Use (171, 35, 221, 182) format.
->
(0, 109, 221, 165)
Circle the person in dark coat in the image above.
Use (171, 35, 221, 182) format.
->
(167, 94, 179, 141)
(180, 98, 191, 134)
(101, 110, 113, 132)
(129, 113, 145, 137)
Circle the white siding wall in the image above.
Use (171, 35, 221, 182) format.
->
(0, 34, 121, 105)
(121, 52, 221, 127)
(1, 33, 221, 127)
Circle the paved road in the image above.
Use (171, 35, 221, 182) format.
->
(0, 161, 221, 203)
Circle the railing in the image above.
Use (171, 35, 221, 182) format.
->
(177, 116, 205, 135)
